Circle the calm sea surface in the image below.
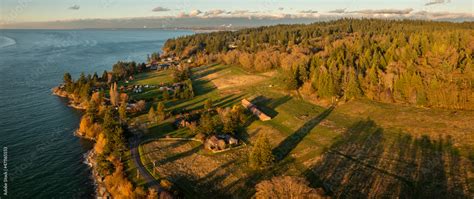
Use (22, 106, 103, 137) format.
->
(0, 29, 191, 198)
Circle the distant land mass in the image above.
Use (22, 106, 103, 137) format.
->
(1, 15, 473, 29)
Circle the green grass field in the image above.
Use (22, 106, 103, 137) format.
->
(127, 64, 473, 198)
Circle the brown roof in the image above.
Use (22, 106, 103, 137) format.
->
(241, 99, 271, 121)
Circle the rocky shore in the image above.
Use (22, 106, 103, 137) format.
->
(51, 86, 86, 110)
(52, 86, 109, 198)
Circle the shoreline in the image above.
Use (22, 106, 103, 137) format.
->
(52, 86, 108, 198)
(51, 87, 87, 110)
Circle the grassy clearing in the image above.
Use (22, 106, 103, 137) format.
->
(123, 150, 148, 187)
(131, 64, 473, 198)
(131, 70, 174, 85)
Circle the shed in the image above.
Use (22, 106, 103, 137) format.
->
(241, 99, 271, 121)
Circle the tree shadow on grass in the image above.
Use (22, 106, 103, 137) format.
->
(214, 94, 245, 108)
(157, 144, 202, 166)
(305, 119, 471, 198)
(216, 155, 301, 198)
(192, 64, 225, 79)
(144, 122, 176, 139)
(272, 106, 335, 161)
(192, 78, 216, 96)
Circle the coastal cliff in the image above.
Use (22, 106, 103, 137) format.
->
(52, 86, 109, 198)
(52, 86, 87, 110)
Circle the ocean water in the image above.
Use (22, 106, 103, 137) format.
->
(0, 29, 191, 198)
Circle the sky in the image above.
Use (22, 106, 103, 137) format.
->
(0, 0, 472, 27)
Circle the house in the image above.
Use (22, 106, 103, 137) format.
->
(159, 63, 170, 70)
(205, 134, 239, 151)
(204, 135, 220, 151)
(146, 61, 158, 70)
(241, 99, 271, 121)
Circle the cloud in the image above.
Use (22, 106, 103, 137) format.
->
(425, 0, 450, 6)
(189, 9, 202, 16)
(176, 12, 189, 18)
(152, 6, 170, 12)
(350, 8, 413, 15)
(299, 10, 318, 14)
(229, 10, 251, 15)
(175, 9, 204, 18)
(68, 5, 80, 10)
(278, 7, 284, 11)
(412, 11, 472, 19)
(328, 8, 346, 14)
(203, 9, 226, 17)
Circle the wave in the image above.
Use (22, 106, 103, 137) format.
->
(0, 35, 16, 48)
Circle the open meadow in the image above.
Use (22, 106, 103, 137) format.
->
(125, 64, 473, 198)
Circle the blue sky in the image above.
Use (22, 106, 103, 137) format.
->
(1, 0, 472, 23)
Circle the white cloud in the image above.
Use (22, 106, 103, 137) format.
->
(412, 11, 472, 19)
(152, 7, 170, 12)
(425, 0, 450, 6)
(203, 9, 226, 17)
(299, 10, 318, 14)
(176, 12, 189, 18)
(68, 5, 80, 10)
(328, 9, 346, 14)
(229, 10, 251, 15)
(192, 7, 467, 21)
(349, 8, 413, 15)
(189, 9, 202, 16)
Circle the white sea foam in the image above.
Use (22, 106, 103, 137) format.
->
(0, 36, 16, 48)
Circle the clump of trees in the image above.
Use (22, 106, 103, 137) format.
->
(255, 176, 326, 198)
(172, 79, 194, 100)
(112, 61, 146, 81)
(164, 19, 474, 110)
(148, 102, 166, 124)
(191, 100, 246, 136)
(217, 105, 246, 134)
(147, 52, 161, 64)
(172, 65, 192, 82)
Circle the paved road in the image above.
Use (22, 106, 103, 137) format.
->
(129, 127, 162, 192)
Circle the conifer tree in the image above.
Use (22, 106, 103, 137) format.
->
(156, 102, 165, 122)
(249, 135, 274, 169)
(198, 112, 216, 135)
(118, 103, 127, 123)
(148, 107, 156, 123)
(344, 68, 363, 99)
(101, 70, 108, 82)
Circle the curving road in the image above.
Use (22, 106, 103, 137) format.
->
(129, 127, 163, 192)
